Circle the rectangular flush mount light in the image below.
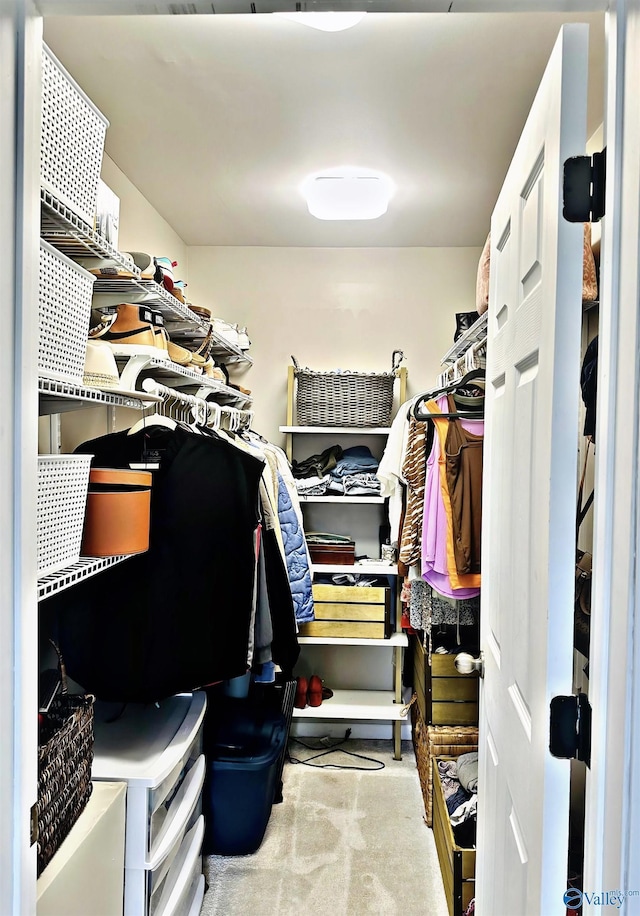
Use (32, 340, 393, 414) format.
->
(302, 167, 394, 220)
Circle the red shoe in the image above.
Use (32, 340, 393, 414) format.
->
(308, 675, 323, 707)
(294, 676, 308, 709)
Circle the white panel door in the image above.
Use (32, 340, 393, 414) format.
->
(476, 24, 588, 916)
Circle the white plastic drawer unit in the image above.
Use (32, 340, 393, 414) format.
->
(126, 812, 204, 916)
(92, 692, 207, 869)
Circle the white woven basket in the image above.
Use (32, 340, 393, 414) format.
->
(39, 239, 95, 385)
(41, 43, 109, 226)
(293, 351, 404, 427)
(37, 455, 93, 577)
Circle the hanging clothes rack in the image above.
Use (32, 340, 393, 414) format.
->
(141, 379, 254, 431)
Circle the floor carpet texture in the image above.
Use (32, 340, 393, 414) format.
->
(202, 739, 449, 916)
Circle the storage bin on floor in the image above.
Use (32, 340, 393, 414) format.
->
(202, 698, 287, 856)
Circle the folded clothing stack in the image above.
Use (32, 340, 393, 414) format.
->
(437, 752, 479, 848)
(293, 445, 381, 497)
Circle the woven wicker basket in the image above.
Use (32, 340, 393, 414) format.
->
(412, 704, 478, 827)
(293, 351, 403, 427)
(37, 646, 95, 876)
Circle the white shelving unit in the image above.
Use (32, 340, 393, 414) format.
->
(91, 276, 253, 367)
(298, 495, 385, 504)
(291, 689, 408, 722)
(281, 364, 408, 759)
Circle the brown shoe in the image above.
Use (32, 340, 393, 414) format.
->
(90, 304, 169, 360)
(308, 675, 323, 707)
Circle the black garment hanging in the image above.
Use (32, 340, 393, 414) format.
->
(46, 425, 268, 703)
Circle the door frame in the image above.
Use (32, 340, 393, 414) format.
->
(583, 0, 640, 904)
(6, 1, 638, 912)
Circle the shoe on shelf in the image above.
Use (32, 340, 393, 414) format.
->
(294, 676, 308, 709)
(125, 252, 161, 282)
(77, 252, 138, 279)
(172, 279, 188, 304)
(237, 327, 251, 350)
(307, 674, 323, 707)
(212, 318, 240, 347)
(155, 256, 177, 292)
(89, 304, 170, 360)
(189, 304, 212, 321)
(202, 359, 226, 381)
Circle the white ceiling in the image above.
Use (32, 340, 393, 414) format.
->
(43, 11, 604, 248)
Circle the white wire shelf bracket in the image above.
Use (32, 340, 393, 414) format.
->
(115, 355, 253, 408)
(440, 312, 488, 365)
(38, 376, 161, 415)
(92, 278, 253, 367)
(38, 554, 134, 602)
(40, 187, 141, 277)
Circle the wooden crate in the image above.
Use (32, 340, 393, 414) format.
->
(413, 636, 479, 726)
(300, 584, 391, 639)
(411, 703, 478, 827)
(432, 756, 476, 916)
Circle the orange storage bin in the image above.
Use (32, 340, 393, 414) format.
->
(81, 468, 152, 557)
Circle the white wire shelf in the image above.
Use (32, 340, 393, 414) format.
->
(38, 376, 160, 415)
(441, 312, 488, 365)
(291, 689, 408, 721)
(40, 188, 141, 277)
(311, 562, 398, 575)
(298, 495, 384, 504)
(38, 554, 134, 601)
(92, 278, 253, 367)
(297, 633, 408, 648)
(280, 426, 392, 435)
(114, 355, 253, 408)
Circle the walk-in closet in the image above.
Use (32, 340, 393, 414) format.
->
(6, 2, 640, 915)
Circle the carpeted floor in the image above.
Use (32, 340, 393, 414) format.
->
(201, 739, 449, 916)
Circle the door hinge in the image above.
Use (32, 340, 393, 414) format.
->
(563, 149, 606, 223)
(549, 692, 591, 767)
(30, 804, 38, 846)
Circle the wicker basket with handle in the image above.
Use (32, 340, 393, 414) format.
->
(36, 643, 95, 876)
(293, 350, 404, 427)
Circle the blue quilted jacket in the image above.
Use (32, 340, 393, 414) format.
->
(277, 473, 315, 623)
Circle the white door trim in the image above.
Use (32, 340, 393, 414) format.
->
(6, 4, 42, 914)
(583, 0, 640, 908)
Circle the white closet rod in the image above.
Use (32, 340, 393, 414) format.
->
(141, 379, 254, 431)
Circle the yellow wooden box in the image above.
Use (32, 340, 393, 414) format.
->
(432, 756, 476, 916)
(299, 584, 391, 639)
(413, 636, 479, 726)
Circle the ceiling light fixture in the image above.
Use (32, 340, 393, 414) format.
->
(275, 11, 367, 32)
(301, 167, 395, 221)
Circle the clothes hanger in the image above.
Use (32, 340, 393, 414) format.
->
(412, 369, 486, 421)
(127, 397, 177, 436)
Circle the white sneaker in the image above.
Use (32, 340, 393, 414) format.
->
(237, 327, 251, 350)
(212, 319, 240, 347)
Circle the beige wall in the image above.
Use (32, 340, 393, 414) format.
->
(186, 245, 482, 445)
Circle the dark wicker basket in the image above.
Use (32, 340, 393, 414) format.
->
(36, 648, 95, 876)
